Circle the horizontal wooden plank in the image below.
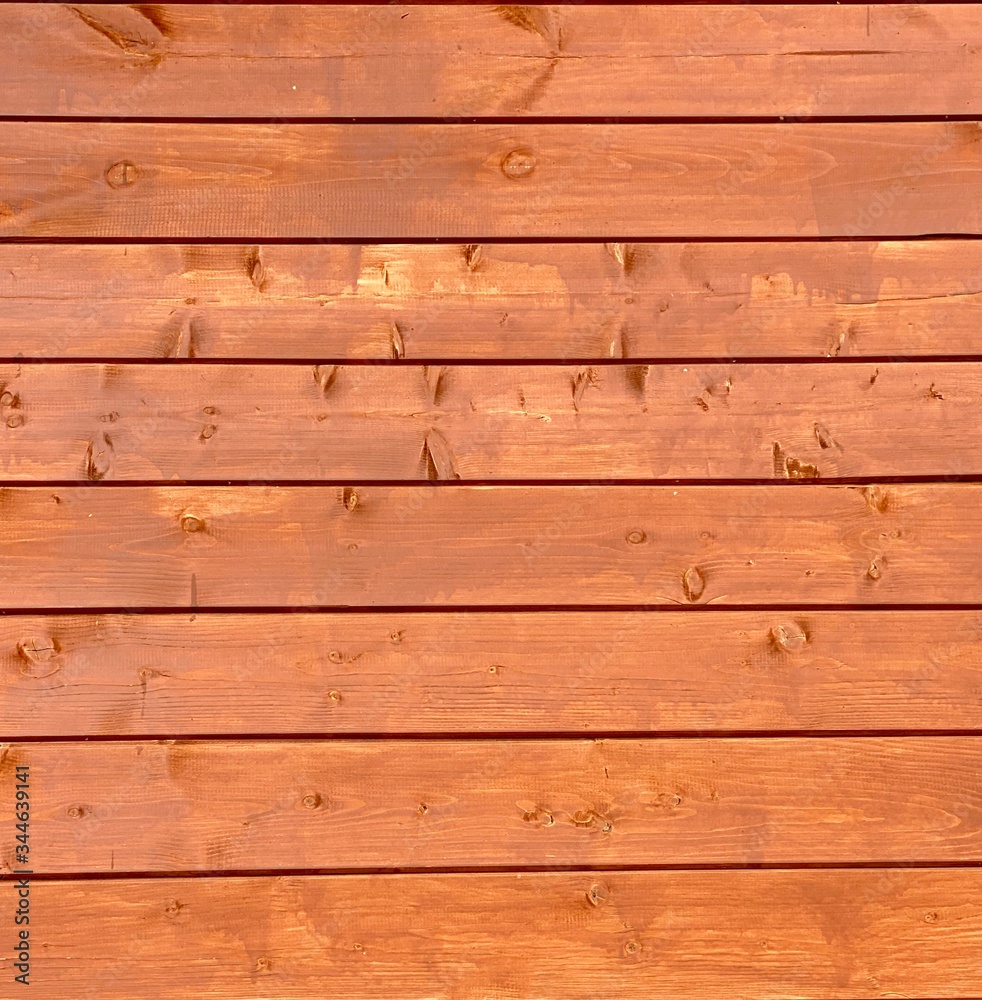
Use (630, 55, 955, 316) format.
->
(3, 241, 982, 360)
(3, 737, 981, 871)
(4, 870, 979, 999)
(1, 362, 979, 480)
(4, 4, 981, 118)
(1, 484, 980, 607)
(3, 121, 981, 238)
(5, 610, 982, 736)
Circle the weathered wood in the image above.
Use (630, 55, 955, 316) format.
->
(3, 737, 982, 871)
(3, 121, 981, 238)
(1, 362, 979, 480)
(4, 241, 982, 360)
(4, 4, 981, 118)
(5, 610, 981, 736)
(1, 484, 979, 607)
(5, 869, 980, 999)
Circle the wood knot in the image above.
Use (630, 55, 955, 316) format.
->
(16, 636, 61, 676)
(163, 899, 185, 918)
(863, 485, 890, 513)
(254, 957, 273, 973)
(586, 883, 609, 907)
(521, 805, 554, 828)
(769, 622, 808, 653)
(571, 809, 613, 833)
(501, 148, 536, 180)
(463, 244, 483, 270)
(626, 529, 646, 545)
(624, 940, 642, 956)
(924, 911, 939, 923)
(341, 487, 358, 511)
(180, 513, 205, 533)
(867, 559, 882, 581)
(390, 630, 404, 644)
(301, 793, 323, 810)
(681, 566, 706, 602)
(105, 161, 139, 188)
(248, 249, 266, 290)
(327, 690, 342, 704)
(604, 242, 635, 273)
(66, 805, 86, 819)
(328, 650, 343, 663)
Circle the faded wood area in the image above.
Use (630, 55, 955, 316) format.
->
(2, 3, 982, 998)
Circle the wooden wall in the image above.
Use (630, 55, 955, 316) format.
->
(2, 4, 982, 997)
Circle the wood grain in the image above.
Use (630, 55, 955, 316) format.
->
(1, 362, 980, 480)
(4, 870, 979, 999)
(1, 484, 979, 607)
(4, 737, 982, 871)
(5, 241, 982, 360)
(4, 4, 981, 118)
(3, 121, 982, 238)
(5, 610, 982, 736)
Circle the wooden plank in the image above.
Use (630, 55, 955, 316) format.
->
(3, 737, 982, 871)
(5, 4, 982, 118)
(3, 241, 982, 360)
(1, 484, 980, 607)
(3, 121, 981, 238)
(1, 361, 980, 480)
(5, 870, 980, 999)
(5, 610, 982, 736)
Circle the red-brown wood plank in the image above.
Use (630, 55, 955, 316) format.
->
(5, 610, 981, 736)
(0, 484, 979, 607)
(3, 737, 982, 871)
(3, 870, 980, 999)
(2, 241, 981, 360)
(3, 122, 981, 238)
(4, 4, 981, 118)
(1, 362, 979, 480)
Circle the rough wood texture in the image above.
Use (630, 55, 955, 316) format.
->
(3, 870, 979, 999)
(1, 362, 979, 480)
(4, 4, 982, 118)
(3, 737, 982, 872)
(5, 610, 982, 736)
(1, 484, 980, 607)
(5, 241, 982, 360)
(4, 121, 982, 238)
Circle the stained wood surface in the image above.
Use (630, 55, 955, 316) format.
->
(1, 870, 977, 999)
(3, 737, 982, 871)
(1, 362, 979, 480)
(4, 121, 982, 238)
(5, 4, 982, 118)
(5, 610, 982, 736)
(5, 241, 982, 360)
(0, 484, 979, 607)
